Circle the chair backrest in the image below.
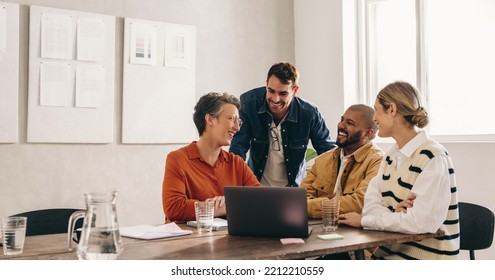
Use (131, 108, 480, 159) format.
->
(459, 202, 495, 259)
(11, 208, 83, 236)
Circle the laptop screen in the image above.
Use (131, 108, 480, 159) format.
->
(224, 186, 310, 238)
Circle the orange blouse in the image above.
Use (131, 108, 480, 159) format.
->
(162, 142, 261, 223)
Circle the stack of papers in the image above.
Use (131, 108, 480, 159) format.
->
(186, 218, 228, 231)
(120, 222, 192, 240)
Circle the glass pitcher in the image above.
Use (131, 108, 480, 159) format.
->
(68, 190, 123, 260)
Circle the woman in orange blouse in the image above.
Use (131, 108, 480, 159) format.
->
(162, 92, 261, 223)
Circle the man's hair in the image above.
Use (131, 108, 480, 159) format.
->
(347, 104, 378, 139)
(193, 92, 240, 136)
(266, 62, 299, 88)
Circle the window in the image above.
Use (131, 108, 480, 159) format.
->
(360, 0, 495, 141)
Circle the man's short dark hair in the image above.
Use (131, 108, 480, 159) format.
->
(347, 104, 378, 139)
(266, 62, 299, 88)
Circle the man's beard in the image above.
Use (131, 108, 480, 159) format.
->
(337, 130, 362, 148)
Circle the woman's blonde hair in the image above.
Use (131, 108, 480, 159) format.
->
(377, 81, 429, 128)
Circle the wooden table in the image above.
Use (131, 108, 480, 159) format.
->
(1, 223, 443, 260)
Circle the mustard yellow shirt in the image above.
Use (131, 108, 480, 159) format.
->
(300, 142, 383, 218)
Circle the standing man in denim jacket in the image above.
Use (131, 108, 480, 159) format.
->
(229, 62, 336, 187)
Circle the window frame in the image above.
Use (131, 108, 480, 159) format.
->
(357, 0, 495, 143)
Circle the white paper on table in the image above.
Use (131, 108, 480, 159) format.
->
(186, 218, 228, 231)
(120, 222, 192, 240)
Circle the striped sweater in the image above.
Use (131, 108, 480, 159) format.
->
(372, 140, 460, 260)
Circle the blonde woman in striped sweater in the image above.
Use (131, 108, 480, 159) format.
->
(339, 81, 459, 259)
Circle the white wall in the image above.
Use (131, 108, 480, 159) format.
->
(0, 0, 295, 226)
(294, 0, 358, 135)
(295, 0, 495, 260)
(294, 0, 345, 135)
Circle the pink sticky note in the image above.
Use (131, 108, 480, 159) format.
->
(280, 238, 305, 245)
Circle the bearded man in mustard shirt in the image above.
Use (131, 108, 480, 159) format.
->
(301, 104, 383, 218)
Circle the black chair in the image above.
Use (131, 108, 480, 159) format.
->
(459, 202, 495, 260)
(11, 208, 83, 236)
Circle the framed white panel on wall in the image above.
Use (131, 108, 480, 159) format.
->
(27, 6, 115, 143)
(0, 3, 19, 143)
(122, 17, 197, 144)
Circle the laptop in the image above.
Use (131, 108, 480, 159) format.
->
(224, 186, 311, 238)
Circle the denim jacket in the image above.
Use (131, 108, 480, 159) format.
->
(229, 87, 336, 187)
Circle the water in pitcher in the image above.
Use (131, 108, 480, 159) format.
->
(77, 228, 122, 260)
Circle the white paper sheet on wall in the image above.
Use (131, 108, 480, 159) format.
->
(77, 17, 105, 62)
(0, 2, 19, 143)
(164, 26, 191, 68)
(41, 12, 73, 60)
(0, 6, 6, 61)
(40, 61, 71, 107)
(129, 22, 158, 65)
(76, 64, 105, 108)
